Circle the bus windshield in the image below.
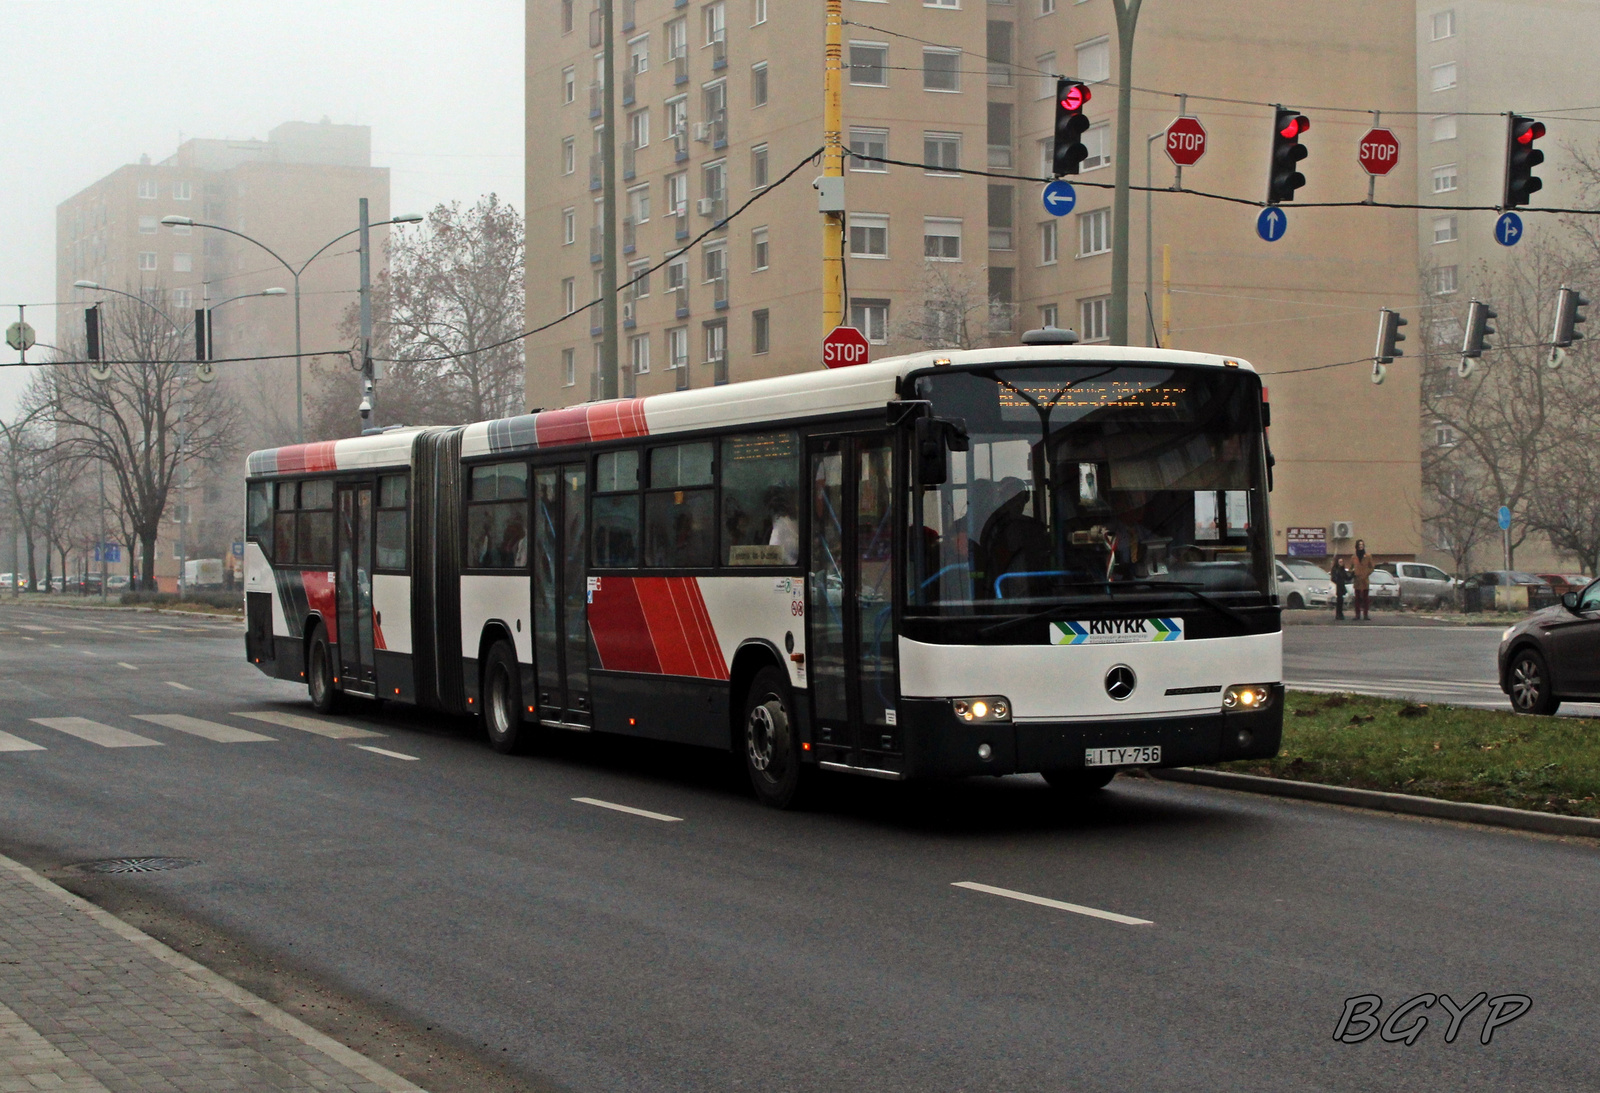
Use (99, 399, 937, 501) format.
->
(905, 362, 1273, 615)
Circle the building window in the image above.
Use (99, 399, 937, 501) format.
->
(1432, 9, 1456, 39)
(172, 288, 192, 310)
(1078, 208, 1110, 256)
(138, 252, 157, 271)
(562, 348, 577, 386)
(563, 277, 577, 313)
(751, 143, 768, 188)
(849, 214, 889, 257)
(849, 299, 890, 344)
(173, 181, 192, 201)
(752, 308, 770, 354)
(563, 66, 576, 103)
(923, 48, 961, 92)
(629, 260, 651, 298)
(1433, 215, 1458, 244)
(923, 217, 962, 261)
(629, 35, 649, 73)
(1432, 115, 1457, 142)
(1432, 163, 1458, 193)
(665, 96, 688, 143)
(704, 1, 726, 44)
(752, 62, 768, 106)
(137, 179, 157, 200)
(668, 326, 690, 369)
(667, 17, 687, 59)
(849, 127, 889, 171)
(667, 170, 688, 216)
(1076, 36, 1110, 83)
(703, 244, 726, 284)
(1039, 220, 1058, 264)
(752, 227, 769, 270)
(752, 0, 767, 25)
(850, 42, 888, 86)
(704, 320, 727, 364)
(562, 0, 574, 33)
(628, 184, 650, 223)
(562, 207, 576, 245)
(1080, 296, 1109, 342)
(139, 216, 157, 234)
(703, 159, 726, 204)
(563, 136, 576, 174)
(926, 0, 960, 7)
(667, 256, 688, 292)
(1040, 303, 1059, 329)
(631, 334, 651, 375)
(1082, 122, 1110, 170)
(1431, 62, 1457, 91)
(924, 132, 960, 174)
(988, 184, 1013, 250)
(1436, 422, 1457, 447)
(1434, 266, 1459, 295)
(629, 109, 650, 148)
(988, 268, 1014, 333)
(1042, 0, 1057, 12)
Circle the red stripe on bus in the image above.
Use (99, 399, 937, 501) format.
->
(587, 399, 648, 443)
(587, 577, 662, 674)
(630, 577, 720, 679)
(534, 406, 590, 447)
(303, 570, 337, 643)
(681, 578, 725, 678)
(274, 441, 339, 474)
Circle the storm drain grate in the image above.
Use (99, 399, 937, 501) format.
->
(76, 857, 200, 875)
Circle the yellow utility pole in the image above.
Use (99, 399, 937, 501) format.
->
(822, 0, 845, 335)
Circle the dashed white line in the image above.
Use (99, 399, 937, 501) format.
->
(164, 681, 193, 691)
(953, 881, 1153, 925)
(116, 662, 138, 671)
(233, 711, 384, 740)
(353, 744, 421, 761)
(572, 797, 684, 823)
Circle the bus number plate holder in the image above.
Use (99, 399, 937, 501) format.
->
(1085, 746, 1161, 767)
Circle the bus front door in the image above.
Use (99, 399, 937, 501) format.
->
(807, 434, 899, 766)
(534, 464, 591, 727)
(335, 483, 377, 694)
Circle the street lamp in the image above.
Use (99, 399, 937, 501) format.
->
(161, 211, 424, 443)
(72, 280, 183, 331)
(196, 287, 287, 369)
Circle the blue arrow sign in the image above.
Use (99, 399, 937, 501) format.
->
(1042, 180, 1077, 217)
(93, 543, 121, 563)
(1498, 505, 1512, 530)
(1256, 206, 1287, 242)
(1495, 212, 1523, 247)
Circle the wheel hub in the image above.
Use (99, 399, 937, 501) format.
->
(1511, 659, 1541, 709)
(747, 698, 787, 776)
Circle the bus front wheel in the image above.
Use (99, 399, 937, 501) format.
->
(307, 627, 341, 714)
(483, 641, 529, 754)
(743, 666, 807, 809)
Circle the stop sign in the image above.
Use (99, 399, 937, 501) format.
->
(1164, 116, 1207, 167)
(822, 325, 870, 368)
(1358, 128, 1401, 176)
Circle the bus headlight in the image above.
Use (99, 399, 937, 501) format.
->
(1222, 684, 1275, 712)
(952, 696, 1011, 722)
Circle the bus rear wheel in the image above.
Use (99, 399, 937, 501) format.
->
(483, 641, 529, 754)
(743, 666, 807, 809)
(307, 627, 341, 714)
(1042, 768, 1116, 793)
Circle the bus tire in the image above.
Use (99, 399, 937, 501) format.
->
(483, 640, 528, 754)
(1041, 768, 1116, 793)
(307, 625, 341, 714)
(743, 666, 807, 809)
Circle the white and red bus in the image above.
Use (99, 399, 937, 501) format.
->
(244, 337, 1283, 807)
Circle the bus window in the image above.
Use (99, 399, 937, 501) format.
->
(645, 442, 714, 568)
(273, 483, 297, 565)
(467, 462, 529, 569)
(297, 480, 334, 568)
(247, 482, 272, 558)
(592, 450, 640, 567)
(376, 474, 408, 570)
(721, 431, 799, 566)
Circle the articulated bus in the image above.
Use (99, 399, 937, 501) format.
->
(244, 339, 1283, 807)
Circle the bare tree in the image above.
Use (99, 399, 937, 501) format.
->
(45, 291, 240, 589)
(0, 405, 47, 593)
(892, 261, 1017, 352)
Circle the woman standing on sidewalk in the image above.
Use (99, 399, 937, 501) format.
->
(1351, 540, 1376, 620)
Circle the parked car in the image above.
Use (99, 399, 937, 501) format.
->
(1377, 561, 1459, 608)
(1499, 578, 1600, 713)
(1366, 567, 1402, 608)
(1274, 559, 1335, 609)
(106, 575, 130, 591)
(1471, 570, 1559, 610)
(1538, 573, 1590, 595)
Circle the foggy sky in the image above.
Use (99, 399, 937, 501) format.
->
(0, 0, 525, 415)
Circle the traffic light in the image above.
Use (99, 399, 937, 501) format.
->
(1552, 285, 1589, 347)
(1462, 299, 1497, 358)
(1503, 115, 1545, 208)
(1375, 308, 1407, 363)
(1267, 107, 1310, 204)
(84, 305, 101, 362)
(194, 308, 209, 362)
(1052, 79, 1092, 176)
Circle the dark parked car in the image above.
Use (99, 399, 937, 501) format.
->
(1500, 578, 1600, 714)
(1472, 570, 1558, 610)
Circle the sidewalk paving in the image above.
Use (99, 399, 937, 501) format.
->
(0, 852, 426, 1093)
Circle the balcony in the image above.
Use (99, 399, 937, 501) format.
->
(711, 273, 729, 310)
(674, 284, 689, 318)
(675, 361, 690, 390)
(988, 144, 1014, 169)
(622, 293, 638, 330)
(671, 207, 689, 241)
(988, 63, 1013, 87)
(711, 38, 727, 71)
(622, 216, 636, 255)
(622, 0, 636, 31)
(622, 71, 636, 106)
(673, 52, 688, 86)
(589, 82, 603, 120)
(588, 7, 602, 48)
(697, 194, 726, 222)
(622, 141, 637, 181)
(588, 153, 603, 192)
(710, 113, 728, 150)
(673, 129, 690, 162)
(589, 224, 603, 264)
(988, 227, 1013, 251)
(713, 349, 729, 386)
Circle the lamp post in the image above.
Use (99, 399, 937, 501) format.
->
(72, 280, 184, 331)
(161, 211, 423, 443)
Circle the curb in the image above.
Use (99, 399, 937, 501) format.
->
(1149, 767, 1600, 839)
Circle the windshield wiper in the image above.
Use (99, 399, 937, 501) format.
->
(977, 580, 1257, 638)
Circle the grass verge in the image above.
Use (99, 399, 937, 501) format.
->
(1215, 691, 1600, 819)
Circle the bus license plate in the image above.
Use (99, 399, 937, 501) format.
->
(1085, 746, 1161, 767)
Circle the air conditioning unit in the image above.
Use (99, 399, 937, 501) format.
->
(693, 122, 712, 142)
(1332, 520, 1354, 540)
(622, 301, 636, 323)
(696, 197, 718, 216)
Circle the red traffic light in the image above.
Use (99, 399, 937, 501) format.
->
(1516, 121, 1546, 145)
(1060, 84, 1090, 111)
(1279, 114, 1309, 140)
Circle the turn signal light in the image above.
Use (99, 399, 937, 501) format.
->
(952, 696, 1011, 722)
(1222, 684, 1275, 711)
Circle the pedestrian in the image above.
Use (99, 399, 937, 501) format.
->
(1330, 554, 1351, 620)
(1351, 539, 1376, 621)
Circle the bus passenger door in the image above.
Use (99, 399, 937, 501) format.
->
(335, 483, 377, 693)
(806, 434, 898, 764)
(533, 464, 591, 727)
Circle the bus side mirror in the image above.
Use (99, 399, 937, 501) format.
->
(914, 417, 968, 486)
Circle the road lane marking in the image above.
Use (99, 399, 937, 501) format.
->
(164, 681, 193, 691)
(952, 881, 1153, 925)
(573, 797, 684, 822)
(117, 662, 138, 671)
(133, 715, 274, 744)
(353, 744, 421, 761)
(232, 711, 384, 740)
(30, 717, 162, 749)
(0, 731, 45, 753)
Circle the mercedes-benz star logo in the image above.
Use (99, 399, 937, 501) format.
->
(1104, 665, 1137, 701)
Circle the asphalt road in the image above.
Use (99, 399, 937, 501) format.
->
(1, 601, 1598, 1092)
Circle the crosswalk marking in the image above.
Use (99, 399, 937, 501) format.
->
(232, 710, 384, 740)
(133, 715, 274, 744)
(0, 730, 45, 753)
(117, 662, 138, 671)
(30, 717, 162, 749)
(353, 745, 420, 761)
(164, 681, 193, 691)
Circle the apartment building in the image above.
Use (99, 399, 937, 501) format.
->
(528, 1, 1449, 559)
(55, 120, 391, 588)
